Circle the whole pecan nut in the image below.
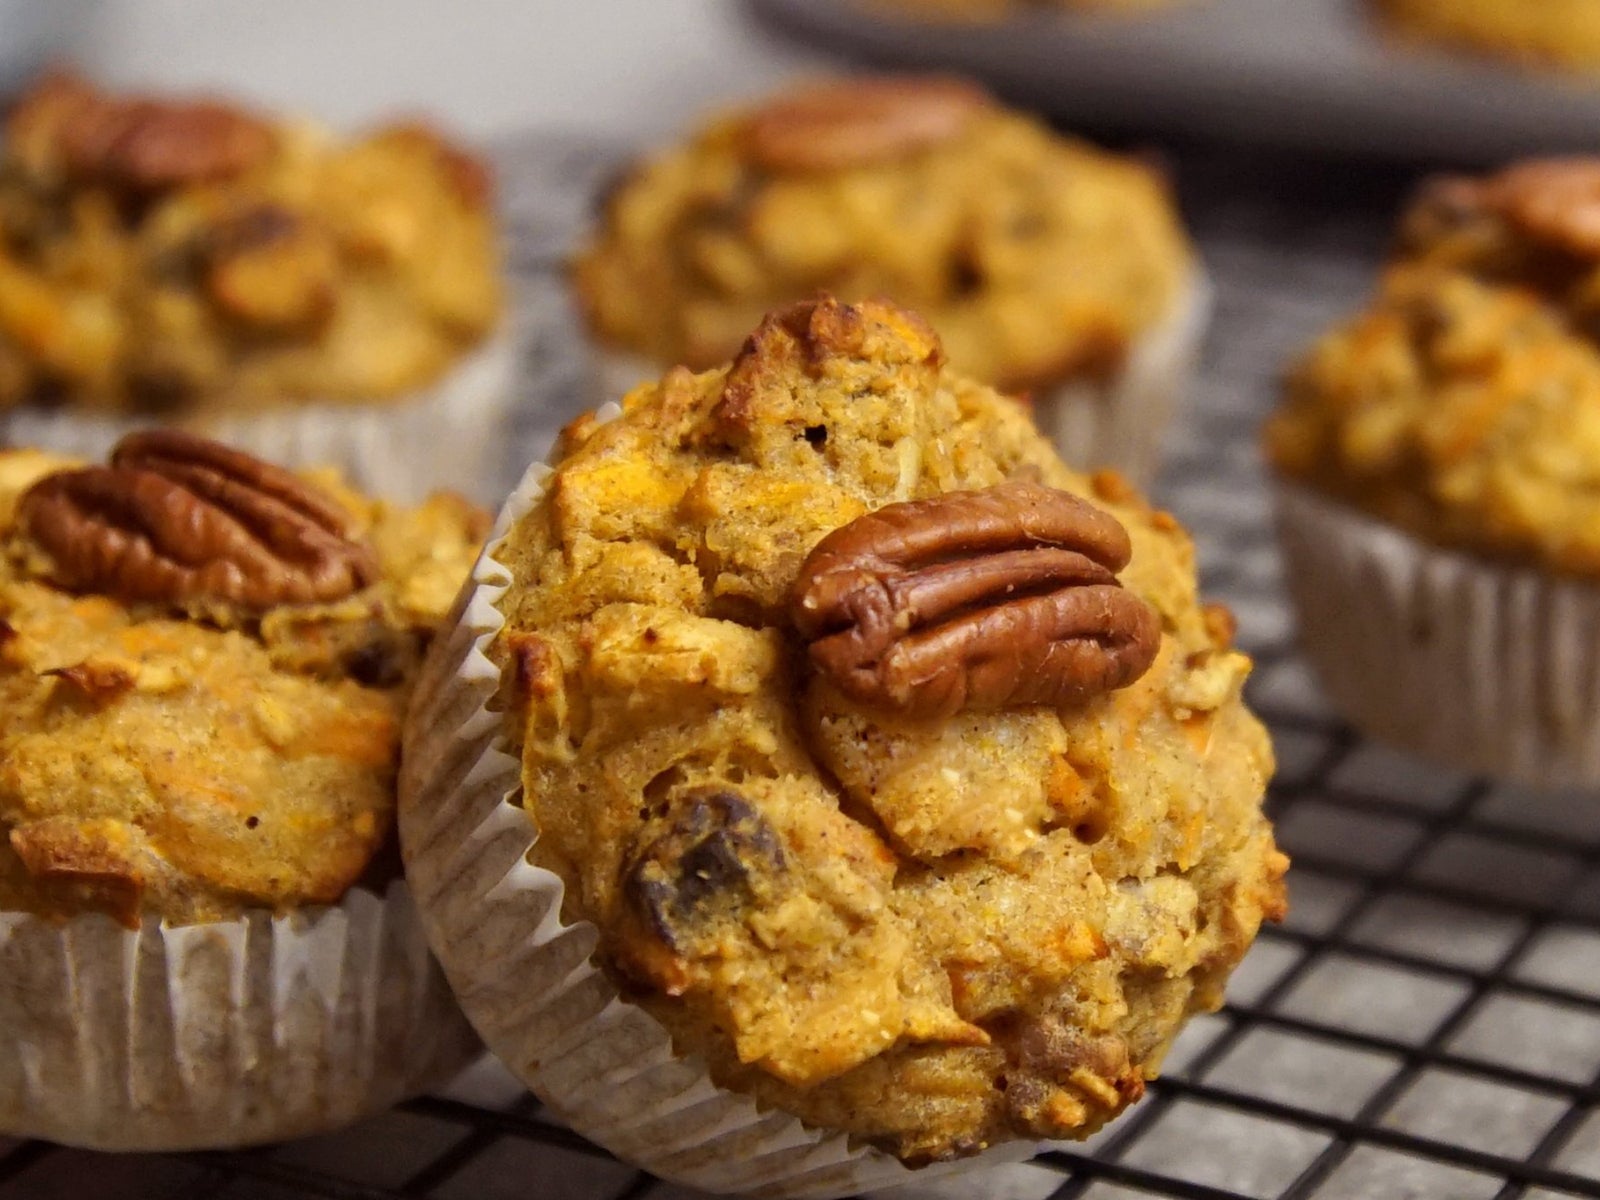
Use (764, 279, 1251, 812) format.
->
(17, 430, 378, 611)
(790, 481, 1160, 718)
(743, 75, 990, 174)
(1407, 159, 1600, 259)
(8, 71, 276, 193)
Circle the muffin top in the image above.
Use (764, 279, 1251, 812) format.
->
(0, 432, 486, 926)
(491, 296, 1283, 1161)
(1375, 0, 1600, 71)
(573, 76, 1193, 393)
(1268, 159, 1600, 576)
(0, 71, 502, 415)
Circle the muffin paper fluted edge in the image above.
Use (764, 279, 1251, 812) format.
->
(586, 270, 1211, 488)
(0, 323, 522, 505)
(396, 409, 1039, 1199)
(1030, 269, 1211, 487)
(1275, 480, 1600, 789)
(0, 879, 481, 1151)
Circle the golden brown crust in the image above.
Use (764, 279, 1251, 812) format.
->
(1269, 158, 1600, 576)
(494, 295, 1281, 1160)
(0, 72, 501, 413)
(0, 443, 486, 926)
(572, 76, 1191, 393)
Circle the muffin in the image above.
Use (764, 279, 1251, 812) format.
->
(1374, 0, 1600, 71)
(0, 71, 509, 500)
(1267, 158, 1600, 786)
(0, 431, 487, 1149)
(572, 76, 1206, 483)
(401, 295, 1285, 1196)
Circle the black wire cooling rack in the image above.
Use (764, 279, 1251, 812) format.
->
(5, 137, 1600, 1200)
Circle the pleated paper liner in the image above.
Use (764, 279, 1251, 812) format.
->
(0, 324, 522, 505)
(1276, 480, 1600, 789)
(0, 880, 481, 1151)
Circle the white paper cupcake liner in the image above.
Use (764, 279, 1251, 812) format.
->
(1275, 480, 1600, 789)
(586, 272, 1210, 487)
(397, 414, 1038, 1198)
(1030, 271, 1211, 487)
(0, 326, 521, 505)
(0, 879, 481, 1152)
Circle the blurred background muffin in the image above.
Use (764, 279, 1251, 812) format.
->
(0, 431, 486, 1149)
(0, 72, 510, 499)
(572, 75, 1206, 483)
(1267, 158, 1600, 787)
(1373, 0, 1600, 72)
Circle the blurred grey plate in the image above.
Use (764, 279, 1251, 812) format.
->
(751, 0, 1600, 162)
(0, 2, 78, 98)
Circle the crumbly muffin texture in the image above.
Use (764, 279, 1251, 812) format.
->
(0, 448, 487, 925)
(492, 296, 1283, 1161)
(0, 72, 501, 415)
(1268, 159, 1600, 576)
(1375, 0, 1600, 71)
(573, 76, 1191, 394)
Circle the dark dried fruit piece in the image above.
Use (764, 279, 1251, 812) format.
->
(616, 788, 786, 994)
(1004, 1018, 1144, 1136)
(17, 430, 378, 611)
(790, 481, 1161, 718)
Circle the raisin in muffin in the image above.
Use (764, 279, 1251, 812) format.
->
(0, 432, 487, 1149)
(1375, 0, 1600, 71)
(402, 295, 1284, 1196)
(1267, 158, 1600, 785)
(573, 76, 1205, 482)
(0, 71, 509, 498)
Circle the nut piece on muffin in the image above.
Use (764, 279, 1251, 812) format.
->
(1267, 158, 1600, 786)
(0, 432, 488, 925)
(573, 75, 1204, 480)
(0, 431, 488, 1150)
(1374, 0, 1600, 72)
(0, 71, 501, 416)
(407, 295, 1284, 1179)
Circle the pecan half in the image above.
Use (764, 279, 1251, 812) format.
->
(8, 71, 276, 193)
(790, 482, 1160, 718)
(1407, 159, 1600, 259)
(16, 431, 378, 611)
(743, 76, 990, 173)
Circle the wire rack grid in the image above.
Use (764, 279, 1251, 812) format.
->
(3, 136, 1600, 1200)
